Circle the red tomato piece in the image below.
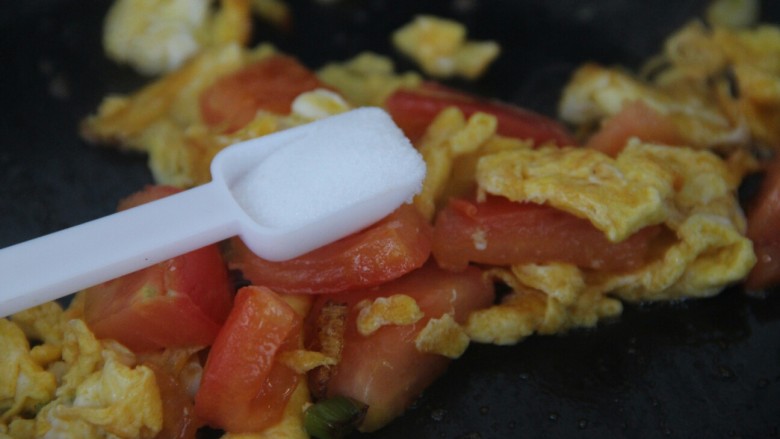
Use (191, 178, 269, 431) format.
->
(746, 157, 780, 292)
(194, 286, 302, 433)
(432, 195, 662, 272)
(227, 204, 432, 294)
(307, 262, 494, 432)
(84, 186, 233, 352)
(585, 100, 686, 156)
(145, 363, 200, 439)
(385, 82, 577, 146)
(199, 55, 328, 132)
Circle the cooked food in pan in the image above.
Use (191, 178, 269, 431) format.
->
(2, 0, 778, 437)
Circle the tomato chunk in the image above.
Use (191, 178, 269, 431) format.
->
(195, 286, 302, 433)
(200, 55, 328, 132)
(432, 195, 661, 272)
(385, 83, 576, 146)
(585, 100, 686, 156)
(746, 157, 780, 292)
(227, 204, 432, 294)
(84, 186, 233, 352)
(307, 263, 494, 432)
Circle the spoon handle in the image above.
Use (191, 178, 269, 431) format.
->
(0, 182, 240, 317)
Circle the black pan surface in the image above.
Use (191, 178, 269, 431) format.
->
(1, 1, 779, 438)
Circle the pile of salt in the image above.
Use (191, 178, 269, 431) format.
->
(231, 108, 426, 230)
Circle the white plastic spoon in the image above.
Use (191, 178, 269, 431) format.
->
(0, 108, 426, 317)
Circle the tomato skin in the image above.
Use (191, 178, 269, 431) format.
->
(385, 83, 577, 146)
(746, 157, 780, 292)
(200, 55, 328, 132)
(195, 286, 302, 433)
(432, 195, 661, 272)
(84, 186, 233, 352)
(585, 100, 685, 156)
(227, 204, 433, 294)
(307, 263, 494, 432)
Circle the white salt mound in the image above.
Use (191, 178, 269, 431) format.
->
(231, 108, 425, 229)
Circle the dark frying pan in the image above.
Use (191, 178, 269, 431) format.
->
(1, 1, 779, 438)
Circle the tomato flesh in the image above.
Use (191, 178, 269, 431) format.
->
(385, 83, 576, 146)
(84, 186, 233, 352)
(145, 362, 200, 439)
(307, 263, 494, 432)
(195, 286, 302, 433)
(585, 100, 685, 156)
(746, 157, 780, 292)
(200, 55, 328, 132)
(432, 195, 661, 272)
(227, 204, 432, 294)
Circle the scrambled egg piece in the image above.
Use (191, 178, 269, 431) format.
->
(392, 15, 500, 80)
(476, 141, 744, 241)
(466, 266, 623, 345)
(414, 314, 470, 359)
(560, 21, 780, 152)
(278, 350, 337, 375)
(39, 350, 162, 439)
(412, 106, 535, 221)
(352, 292, 473, 359)
(10, 302, 64, 345)
(317, 52, 422, 106)
(463, 140, 755, 344)
(414, 107, 498, 220)
(1, 303, 163, 439)
(355, 295, 424, 336)
(104, 0, 252, 75)
(559, 62, 748, 151)
(0, 319, 57, 423)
